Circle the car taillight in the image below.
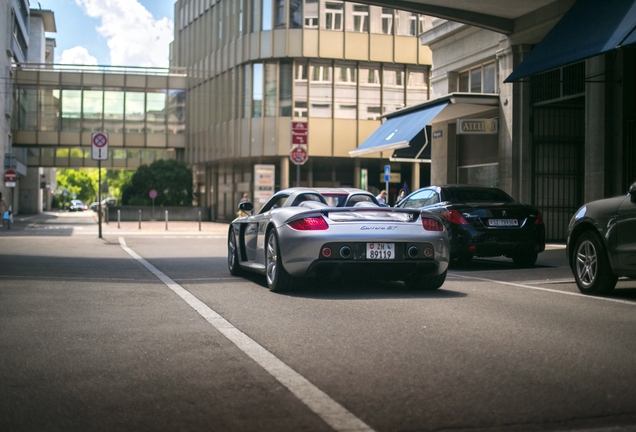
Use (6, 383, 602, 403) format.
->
(442, 210, 469, 225)
(421, 217, 443, 231)
(288, 216, 329, 231)
(535, 211, 544, 225)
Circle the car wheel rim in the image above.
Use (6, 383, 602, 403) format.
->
(576, 240, 597, 288)
(266, 232, 277, 286)
(228, 231, 237, 269)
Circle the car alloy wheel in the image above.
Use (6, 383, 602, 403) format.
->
(265, 230, 295, 292)
(573, 231, 617, 295)
(228, 229, 242, 276)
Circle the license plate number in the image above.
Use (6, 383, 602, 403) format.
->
(366, 243, 395, 259)
(488, 219, 518, 227)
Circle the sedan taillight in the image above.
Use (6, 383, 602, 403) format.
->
(442, 210, 469, 225)
(422, 217, 443, 231)
(288, 216, 329, 231)
(535, 211, 544, 225)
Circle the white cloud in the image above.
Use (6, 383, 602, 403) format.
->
(60, 46, 99, 65)
(75, 0, 173, 67)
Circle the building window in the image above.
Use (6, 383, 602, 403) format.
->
(309, 61, 332, 118)
(294, 61, 308, 117)
(458, 62, 497, 94)
(335, 62, 357, 119)
(251, 0, 260, 32)
(396, 11, 418, 36)
(406, 67, 428, 106)
(359, 64, 381, 119)
(82, 90, 103, 133)
(263, 0, 273, 30)
(280, 62, 293, 116)
(274, 0, 286, 28)
(252, 63, 263, 117)
(290, 0, 302, 28)
(264, 62, 277, 117)
(383, 66, 405, 114)
(104, 90, 124, 133)
(321, 1, 343, 31)
(346, 4, 368, 33)
(369, 7, 393, 35)
(304, 0, 318, 28)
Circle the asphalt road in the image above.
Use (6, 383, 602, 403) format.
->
(1, 211, 635, 432)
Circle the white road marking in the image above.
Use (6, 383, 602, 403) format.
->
(452, 273, 636, 306)
(118, 237, 374, 432)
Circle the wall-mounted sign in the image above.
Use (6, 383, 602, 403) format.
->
(457, 119, 498, 134)
(432, 130, 443, 139)
(254, 164, 276, 209)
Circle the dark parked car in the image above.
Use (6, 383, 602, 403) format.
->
(69, 200, 88, 212)
(396, 185, 545, 267)
(566, 182, 636, 295)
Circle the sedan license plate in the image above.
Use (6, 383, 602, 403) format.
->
(488, 219, 518, 227)
(366, 243, 395, 259)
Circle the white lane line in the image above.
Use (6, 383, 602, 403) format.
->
(118, 237, 374, 432)
(452, 273, 636, 306)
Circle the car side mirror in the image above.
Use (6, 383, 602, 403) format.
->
(630, 182, 636, 203)
(238, 201, 254, 214)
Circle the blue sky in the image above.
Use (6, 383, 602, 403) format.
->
(38, 0, 175, 67)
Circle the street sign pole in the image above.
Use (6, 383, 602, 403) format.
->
(384, 165, 391, 202)
(98, 161, 102, 239)
(296, 163, 300, 187)
(92, 132, 108, 239)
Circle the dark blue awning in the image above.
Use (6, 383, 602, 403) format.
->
(505, 0, 636, 82)
(349, 102, 448, 157)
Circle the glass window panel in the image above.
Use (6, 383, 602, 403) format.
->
(274, 0, 286, 28)
(252, 63, 263, 118)
(483, 63, 496, 94)
(61, 89, 82, 132)
(406, 67, 428, 106)
(396, 11, 416, 36)
(243, 64, 251, 118)
(82, 90, 103, 133)
(279, 61, 293, 116)
(251, 0, 260, 32)
(16, 87, 38, 131)
(370, 7, 392, 34)
(304, 0, 318, 28)
(346, 3, 368, 32)
(383, 66, 404, 114)
(125, 91, 145, 134)
(293, 61, 308, 117)
(309, 61, 332, 118)
(167, 91, 185, 135)
(334, 62, 357, 119)
(264, 63, 277, 117)
(290, 0, 302, 29)
(39, 87, 59, 131)
(359, 64, 381, 119)
(321, 0, 343, 31)
(458, 71, 469, 92)
(147, 91, 166, 134)
(104, 90, 124, 133)
(470, 68, 482, 93)
(262, 0, 272, 30)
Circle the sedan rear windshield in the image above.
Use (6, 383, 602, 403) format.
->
(445, 187, 514, 203)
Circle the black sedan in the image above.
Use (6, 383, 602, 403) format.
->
(396, 185, 545, 267)
(566, 182, 636, 295)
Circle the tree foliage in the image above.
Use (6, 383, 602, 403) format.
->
(121, 160, 193, 206)
(55, 168, 135, 205)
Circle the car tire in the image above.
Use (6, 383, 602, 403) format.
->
(573, 231, 618, 295)
(228, 229, 243, 276)
(405, 270, 447, 291)
(265, 229, 297, 292)
(512, 251, 538, 268)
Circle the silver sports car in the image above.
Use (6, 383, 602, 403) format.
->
(228, 188, 450, 292)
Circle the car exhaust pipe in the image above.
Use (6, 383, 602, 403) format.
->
(408, 246, 419, 258)
(340, 246, 352, 258)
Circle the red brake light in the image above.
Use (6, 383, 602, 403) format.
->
(535, 211, 544, 225)
(442, 210, 469, 225)
(288, 217, 329, 231)
(422, 217, 443, 231)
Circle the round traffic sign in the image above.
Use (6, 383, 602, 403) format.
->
(92, 133, 108, 147)
(4, 169, 17, 182)
(290, 146, 308, 165)
(149, 189, 158, 199)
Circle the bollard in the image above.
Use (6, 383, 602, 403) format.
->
(165, 210, 168, 231)
(198, 210, 201, 231)
(117, 209, 121, 229)
(105, 206, 109, 224)
(138, 209, 142, 229)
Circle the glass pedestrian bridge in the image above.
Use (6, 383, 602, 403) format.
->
(11, 63, 187, 168)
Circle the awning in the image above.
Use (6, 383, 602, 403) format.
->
(349, 102, 448, 157)
(505, 0, 636, 82)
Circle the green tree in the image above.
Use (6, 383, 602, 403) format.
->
(56, 169, 97, 203)
(121, 160, 193, 206)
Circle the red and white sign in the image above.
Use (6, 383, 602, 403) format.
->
(4, 169, 17, 182)
(290, 145, 308, 165)
(291, 121, 308, 145)
(149, 189, 158, 199)
(91, 132, 109, 161)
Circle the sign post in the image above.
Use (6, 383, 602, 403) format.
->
(92, 132, 109, 239)
(149, 189, 158, 218)
(384, 165, 391, 201)
(290, 122, 308, 187)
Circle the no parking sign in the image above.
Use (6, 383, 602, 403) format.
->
(91, 132, 109, 161)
